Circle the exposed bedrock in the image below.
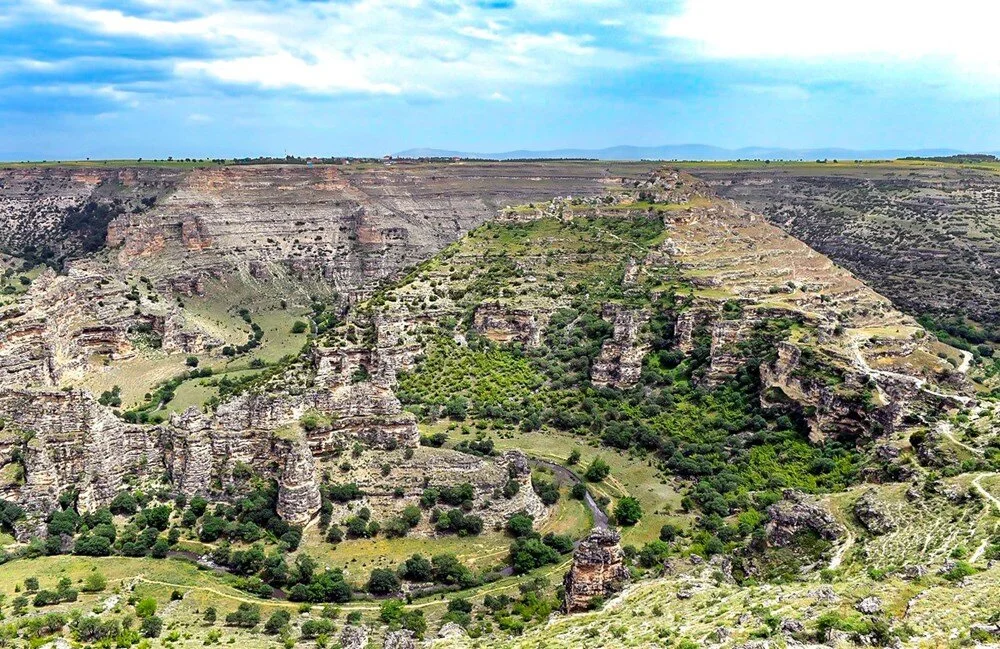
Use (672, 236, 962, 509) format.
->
(590, 305, 649, 390)
(562, 527, 631, 613)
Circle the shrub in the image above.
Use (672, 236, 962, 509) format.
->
(300, 618, 334, 638)
(506, 513, 535, 538)
(659, 523, 680, 542)
(291, 321, 308, 334)
(399, 554, 433, 582)
(82, 572, 107, 592)
(225, 603, 261, 628)
(614, 497, 643, 526)
(585, 458, 611, 482)
(136, 597, 157, 618)
(264, 610, 290, 634)
(140, 615, 163, 638)
(366, 568, 401, 595)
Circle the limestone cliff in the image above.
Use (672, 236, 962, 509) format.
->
(563, 528, 630, 612)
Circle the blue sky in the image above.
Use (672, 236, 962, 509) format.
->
(1, 0, 998, 159)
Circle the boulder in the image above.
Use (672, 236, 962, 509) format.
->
(339, 624, 369, 649)
(853, 489, 896, 535)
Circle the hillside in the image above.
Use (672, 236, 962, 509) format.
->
(0, 163, 996, 649)
(686, 161, 1000, 333)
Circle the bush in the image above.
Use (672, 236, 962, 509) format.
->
(399, 554, 433, 582)
(506, 513, 535, 538)
(226, 603, 261, 628)
(291, 321, 308, 334)
(942, 560, 976, 582)
(585, 458, 611, 482)
(614, 497, 643, 526)
(533, 479, 559, 505)
(570, 482, 588, 500)
(300, 618, 334, 638)
(140, 615, 163, 638)
(110, 491, 138, 515)
(136, 597, 157, 618)
(366, 568, 401, 595)
(264, 610, 290, 634)
(82, 572, 107, 592)
(509, 537, 560, 574)
(659, 523, 680, 542)
(434, 509, 483, 536)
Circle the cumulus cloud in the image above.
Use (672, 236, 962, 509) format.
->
(659, 0, 1000, 81)
(7, 0, 997, 108)
(21, 0, 630, 98)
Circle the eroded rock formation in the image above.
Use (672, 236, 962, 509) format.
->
(764, 490, 844, 547)
(590, 305, 649, 389)
(562, 527, 630, 613)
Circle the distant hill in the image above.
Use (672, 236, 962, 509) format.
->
(395, 144, 982, 161)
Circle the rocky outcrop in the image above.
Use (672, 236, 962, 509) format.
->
(856, 596, 883, 615)
(562, 527, 630, 613)
(324, 448, 546, 533)
(764, 490, 844, 547)
(382, 629, 416, 649)
(275, 439, 322, 525)
(472, 303, 545, 346)
(0, 166, 180, 263)
(0, 265, 220, 388)
(0, 389, 162, 516)
(590, 305, 649, 389)
(853, 489, 896, 535)
(339, 624, 369, 649)
(93, 163, 643, 301)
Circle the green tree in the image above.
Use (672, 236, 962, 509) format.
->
(614, 497, 643, 526)
(135, 597, 157, 618)
(366, 568, 400, 595)
(584, 457, 611, 482)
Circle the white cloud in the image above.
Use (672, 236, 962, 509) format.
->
(25, 0, 632, 97)
(659, 0, 1000, 81)
(487, 91, 511, 102)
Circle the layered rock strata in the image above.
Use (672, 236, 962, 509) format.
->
(563, 527, 630, 613)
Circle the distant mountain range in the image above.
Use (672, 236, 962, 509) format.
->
(395, 145, 995, 161)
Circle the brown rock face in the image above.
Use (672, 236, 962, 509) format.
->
(764, 490, 844, 547)
(562, 527, 630, 613)
(472, 303, 546, 346)
(0, 389, 163, 516)
(0, 265, 220, 388)
(95, 162, 645, 300)
(590, 305, 649, 389)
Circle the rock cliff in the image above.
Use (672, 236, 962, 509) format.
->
(562, 527, 630, 612)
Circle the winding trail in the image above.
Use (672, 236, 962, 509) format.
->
(847, 333, 973, 406)
(133, 558, 574, 612)
(530, 458, 608, 530)
(972, 473, 1000, 512)
(936, 420, 984, 456)
(827, 527, 855, 571)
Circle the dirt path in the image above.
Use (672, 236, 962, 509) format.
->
(956, 350, 973, 374)
(828, 527, 855, 571)
(972, 473, 1000, 512)
(847, 333, 972, 406)
(531, 459, 609, 529)
(937, 420, 983, 456)
(133, 558, 573, 612)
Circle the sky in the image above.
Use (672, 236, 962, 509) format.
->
(0, 0, 998, 159)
